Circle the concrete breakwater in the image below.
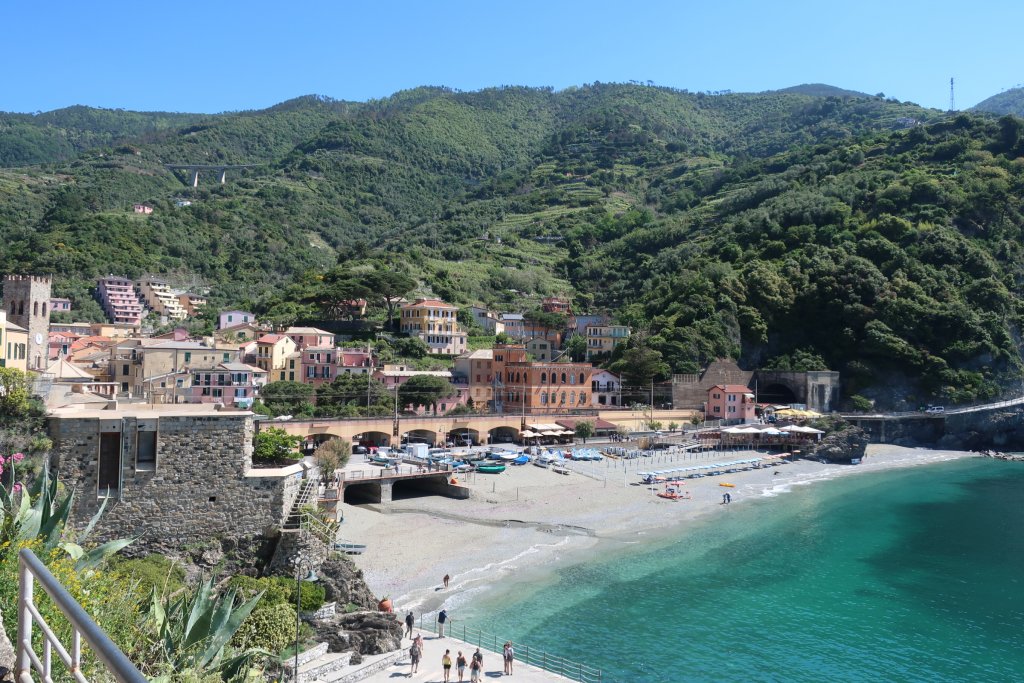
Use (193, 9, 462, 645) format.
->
(846, 404, 1024, 451)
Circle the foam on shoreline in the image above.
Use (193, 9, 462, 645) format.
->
(343, 445, 979, 618)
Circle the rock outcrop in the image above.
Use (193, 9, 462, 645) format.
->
(810, 426, 869, 463)
(315, 611, 404, 664)
(316, 556, 379, 611)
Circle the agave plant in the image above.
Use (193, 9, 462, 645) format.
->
(0, 465, 133, 570)
(146, 578, 267, 681)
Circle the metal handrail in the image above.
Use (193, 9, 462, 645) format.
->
(416, 614, 601, 682)
(17, 548, 146, 683)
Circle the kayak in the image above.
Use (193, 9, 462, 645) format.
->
(719, 483, 735, 487)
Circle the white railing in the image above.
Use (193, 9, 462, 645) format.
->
(16, 548, 146, 683)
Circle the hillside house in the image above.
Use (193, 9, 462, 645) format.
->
(400, 298, 467, 355)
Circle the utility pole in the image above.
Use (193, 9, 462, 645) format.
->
(949, 77, 956, 112)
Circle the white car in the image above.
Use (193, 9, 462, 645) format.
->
(925, 406, 945, 414)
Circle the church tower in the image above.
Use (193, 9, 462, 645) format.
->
(2, 274, 52, 370)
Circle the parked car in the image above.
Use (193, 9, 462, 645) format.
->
(925, 405, 945, 413)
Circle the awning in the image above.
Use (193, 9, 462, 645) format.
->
(781, 425, 825, 434)
(541, 430, 560, 436)
(520, 430, 539, 437)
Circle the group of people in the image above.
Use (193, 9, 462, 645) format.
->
(404, 608, 514, 680)
(721, 492, 732, 504)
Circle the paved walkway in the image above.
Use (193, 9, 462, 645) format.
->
(356, 628, 576, 683)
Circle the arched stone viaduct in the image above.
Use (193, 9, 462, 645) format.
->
(272, 414, 536, 448)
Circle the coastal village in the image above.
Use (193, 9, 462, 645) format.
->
(1, 270, 849, 682)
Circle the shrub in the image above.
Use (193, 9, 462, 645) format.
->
(231, 601, 298, 655)
(270, 576, 326, 611)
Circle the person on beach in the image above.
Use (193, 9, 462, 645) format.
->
(503, 641, 515, 675)
(444, 573, 450, 588)
(456, 651, 467, 682)
(437, 608, 448, 637)
(722, 493, 728, 504)
(405, 611, 415, 638)
(442, 649, 453, 682)
(469, 655, 481, 682)
(726, 492, 732, 504)
(409, 641, 421, 675)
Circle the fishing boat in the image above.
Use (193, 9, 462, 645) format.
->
(498, 452, 520, 462)
(477, 463, 506, 474)
(511, 455, 530, 466)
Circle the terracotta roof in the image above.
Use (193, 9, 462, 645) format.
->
(257, 334, 285, 344)
(711, 384, 753, 393)
(403, 298, 456, 309)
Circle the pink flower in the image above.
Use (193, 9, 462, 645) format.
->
(12, 483, 21, 494)
(11, 453, 24, 463)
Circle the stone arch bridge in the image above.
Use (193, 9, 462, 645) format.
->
(271, 414, 550, 448)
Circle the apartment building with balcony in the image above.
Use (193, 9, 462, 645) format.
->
(255, 334, 298, 376)
(301, 346, 336, 387)
(189, 362, 261, 406)
(590, 368, 621, 407)
(96, 275, 144, 326)
(400, 298, 467, 355)
(137, 277, 188, 320)
(585, 323, 631, 361)
(707, 384, 757, 423)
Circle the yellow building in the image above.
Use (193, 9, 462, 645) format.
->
(1, 311, 29, 372)
(255, 334, 299, 376)
(399, 298, 468, 355)
(585, 324, 631, 361)
(137, 278, 188, 320)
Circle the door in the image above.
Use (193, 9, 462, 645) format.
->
(98, 432, 122, 495)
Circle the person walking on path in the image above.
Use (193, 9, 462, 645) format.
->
(469, 653, 482, 683)
(409, 640, 421, 676)
(443, 573, 450, 589)
(405, 611, 415, 638)
(503, 642, 515, 675)
(442, 649, 453, 682)
(437, 608, 448, 637)
(456, 651, 467, 682)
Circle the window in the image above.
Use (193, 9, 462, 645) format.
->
(184, 352, 191, 363)
(714, 406, 721, 413)
(228, 315, 233, 323)
(223, 353, 230, 361)
(289, 372, 294, 381)
(122, 364, 129, 375)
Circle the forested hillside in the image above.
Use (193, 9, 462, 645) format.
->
(4, 83, 1024, 404)
(973, 87, 1024, 117)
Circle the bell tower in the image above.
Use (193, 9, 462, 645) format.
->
(2, 274, 52, 370)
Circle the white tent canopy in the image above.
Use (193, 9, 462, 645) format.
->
(781, 425, 825, 434)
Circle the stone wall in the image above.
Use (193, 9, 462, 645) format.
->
(48, 412, 301, 549)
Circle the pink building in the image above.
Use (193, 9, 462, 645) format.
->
(706, 384, 756, 424)
(218, 310, 256, 330)
(285, 326, 334, 350)
(50, 297, 72, 313)
(133, 204, 153, 214)
(189, 362, 259, 406)
(96, 276, 144, 326)
(301, 346, 336, 387)
(339, 349, 374, 376)
(372, 366, 468, 415)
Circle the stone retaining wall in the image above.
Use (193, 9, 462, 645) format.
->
(48, 412, 300, 548)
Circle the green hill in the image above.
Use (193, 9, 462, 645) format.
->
(972, 87, 1024, 117)
(775, 83, 874, 99)
(6, 83, 1022, 404)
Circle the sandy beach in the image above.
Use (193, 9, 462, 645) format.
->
(340, 444, 976, 616)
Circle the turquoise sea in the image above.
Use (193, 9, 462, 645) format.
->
(464, 458, 1024, 682)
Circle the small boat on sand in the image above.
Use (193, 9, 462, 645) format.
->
(552, 464, 571, 475)
(477, 463, 506, 474)
(719, 483, 735, 487)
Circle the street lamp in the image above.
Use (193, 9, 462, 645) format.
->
(293, 558, 319, 682)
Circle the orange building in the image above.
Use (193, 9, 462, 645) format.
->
(492, 344, 593, 416)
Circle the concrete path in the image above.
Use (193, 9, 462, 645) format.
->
(356, 628, 577, 683)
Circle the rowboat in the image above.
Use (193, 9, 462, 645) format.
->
(477, 463, 506, 474)
(551, 464, 571, 475)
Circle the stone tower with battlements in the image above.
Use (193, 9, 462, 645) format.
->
(2, 274, 52, 370)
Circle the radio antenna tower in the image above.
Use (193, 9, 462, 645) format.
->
(949, 77, 956, 112)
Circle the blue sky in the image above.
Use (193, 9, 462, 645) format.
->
(3, 0, 1022, 113)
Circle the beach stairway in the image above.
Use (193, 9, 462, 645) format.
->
(283, 479, 319, 531)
